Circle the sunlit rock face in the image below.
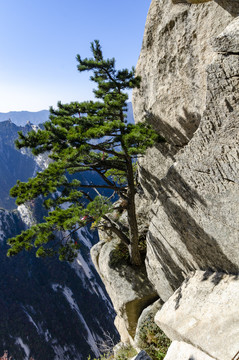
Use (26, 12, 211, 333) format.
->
(91, 237, 158, 343)
(133, 0, 239, 301)
(163, 341, 215, 360)
(133, 0, 233, 197)
(155, 271, 239, 360)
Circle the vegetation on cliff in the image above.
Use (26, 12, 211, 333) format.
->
(7, 41, 162, 265)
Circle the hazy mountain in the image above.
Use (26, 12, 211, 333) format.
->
(126, 102, 134, 124)
(0, 121, 40, 210)
(0, 102, 134, 127)
(0, 111, 50, 127)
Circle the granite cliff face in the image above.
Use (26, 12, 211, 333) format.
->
(132, 0, 239, 358)
(133, 0, 239, 297)
(93, 1, 239, 359)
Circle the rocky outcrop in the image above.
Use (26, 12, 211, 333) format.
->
(133, 0, 239, 302)
(91, 238, 158, 343)
(133, 0, 234, 199)
(164, 341, 215, 360)
(127, 1, 239, 358)
(155, 271, 239, 360)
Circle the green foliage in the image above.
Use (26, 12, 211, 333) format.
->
(87, 354, 111, 360)
(8, 40, 163, 263)
(109, 235, 147, 267)
(87, 345, 137, 360)
(87, 196, 113, 228)
(138, 314, 171, 360)
(109, 242, 130, 267)
(114, 345, 137, 360)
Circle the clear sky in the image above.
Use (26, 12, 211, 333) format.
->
(0, 0, 151, 112)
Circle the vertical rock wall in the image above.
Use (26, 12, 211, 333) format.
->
(91, 1, 239, 355)
(133, 0, 234, 196)
(133, 0, 239, 300)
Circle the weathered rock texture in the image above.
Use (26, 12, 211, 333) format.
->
(164, 341, 216, 360)
(90, 238, 158, 343)
(155, 271, 239, 360)
(133, 0, 233, 198)
(133, 0, 239, 301)
(211, 17, 239, 52)
(214, 0, 239, 16)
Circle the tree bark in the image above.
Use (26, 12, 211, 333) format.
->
(125, 156, 142, 266)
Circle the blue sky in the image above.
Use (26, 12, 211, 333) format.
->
(0, 1, 151, 112)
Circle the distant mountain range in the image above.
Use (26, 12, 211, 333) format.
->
(0, 121, 38, 210)
(0, 103, 134, 359)
(0, 110, 50, 126)
(0, 121, 119, 359)
(0, 102, 134, 126)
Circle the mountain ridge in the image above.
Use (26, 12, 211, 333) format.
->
(0, 102, 134, 127)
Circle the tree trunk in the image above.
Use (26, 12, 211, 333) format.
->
(126, 157, 142, 266)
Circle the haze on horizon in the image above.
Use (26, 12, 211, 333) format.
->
(0, 1, 150, 113)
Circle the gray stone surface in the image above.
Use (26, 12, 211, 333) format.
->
(172, 0, 212, 3)
(133, 0, 239, 301)
(90, 237, 158, 342)
(164, 341, 216, 360)
(155, 271, 239, 360)
(133, 0, 233, 201)
(211, 17, 239, 52)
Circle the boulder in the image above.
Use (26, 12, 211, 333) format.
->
(155, 271, 239, 360)
(90, 237, 158, 342)
(164, 341, 216, 360)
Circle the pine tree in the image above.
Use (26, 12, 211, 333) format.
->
(8, 41, 163, 265)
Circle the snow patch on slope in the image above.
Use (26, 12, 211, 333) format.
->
(0, 210, 14, 241)
(15, 338, 30, 360)
(52, 284, 100, 357)
(53, 344, 82, 360)
(0, 217, 6, 241)
(77, 228, 93, 250)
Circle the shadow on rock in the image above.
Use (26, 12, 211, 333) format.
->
(149, 193, 239, 293)
(145, 108, 201, 147)
(214, 0, 239, 16)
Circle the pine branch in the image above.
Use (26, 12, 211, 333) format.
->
(102, 215, 130, 246)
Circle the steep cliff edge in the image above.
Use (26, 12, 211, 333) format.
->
(92, 1, 239, 359)
(133, 0, 239, 299)
(132, 0, 239, 359)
